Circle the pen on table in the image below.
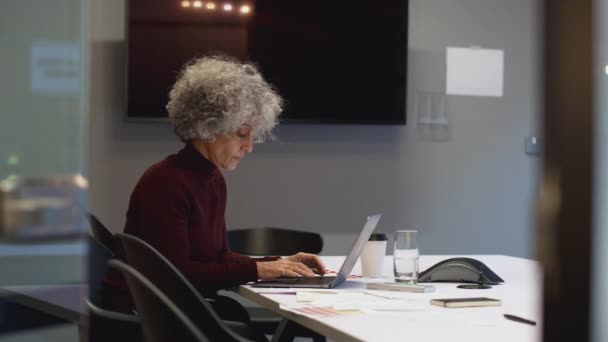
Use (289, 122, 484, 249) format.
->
(362, 291, 394, 299)
(503, 314, 537, 326)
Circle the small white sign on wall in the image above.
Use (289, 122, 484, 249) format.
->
(30, 41, 81, 95)
(446, 46, 504, 97)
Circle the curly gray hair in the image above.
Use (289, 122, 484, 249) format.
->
(166, 55, 283, 143)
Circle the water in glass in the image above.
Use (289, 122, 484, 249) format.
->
(393, 248, 419, 284)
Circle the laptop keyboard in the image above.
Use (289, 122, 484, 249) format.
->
(257, 276, 336, 285)
(288, 276, 336, 285)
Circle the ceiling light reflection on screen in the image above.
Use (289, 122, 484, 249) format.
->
(180, 1, 250, 15)
(240, 5, 251, 14)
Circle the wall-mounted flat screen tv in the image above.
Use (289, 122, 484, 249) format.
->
(126, 0, 408, 124)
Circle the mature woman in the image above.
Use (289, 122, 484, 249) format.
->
(102, 55, 325, 312)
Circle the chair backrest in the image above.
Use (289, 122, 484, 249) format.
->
(227, 227, 323, 255)
(87, 235, 113, 306)
(88, 213, 116, 253)
(86, 299, 142, 342)
(108, 259, 208, 342)
(115, 233, 253, 342)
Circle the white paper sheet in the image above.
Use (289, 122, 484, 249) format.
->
(446, 46, 504, 97)
(278, 291, 430, 318)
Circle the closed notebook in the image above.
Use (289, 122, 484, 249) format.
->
(430, 297, 501, 308)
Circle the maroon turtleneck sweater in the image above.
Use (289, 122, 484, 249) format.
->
(101, 142, 277, 311)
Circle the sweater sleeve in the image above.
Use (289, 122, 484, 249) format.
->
(131, 174, 260, 289)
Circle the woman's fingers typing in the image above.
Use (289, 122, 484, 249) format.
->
(307, 258, 326, 275)
(282, 261, 314, 277)
(286, 252, 327, 275)
(257, 259, 317, 279)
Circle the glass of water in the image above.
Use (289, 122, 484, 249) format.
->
(393, 230, 419, 284)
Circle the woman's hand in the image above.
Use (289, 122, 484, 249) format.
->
(256, 253, 325, 279)
(286, 252, 326, 275)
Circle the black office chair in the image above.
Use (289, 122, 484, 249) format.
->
(87, 235, 113, 306)
(87, 213, 116, 253)
(86, 300, 142, 342)
(115, 233, 265, 342)
(227, 227, 323, 256)
(87, 234, 144, 341)
(109, 260, 209, 342)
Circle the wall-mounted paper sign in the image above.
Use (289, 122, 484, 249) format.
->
(30, 41, 81, 95)
(446, 46, 504, 97)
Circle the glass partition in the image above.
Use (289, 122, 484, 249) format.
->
(0, 0, 88, 337)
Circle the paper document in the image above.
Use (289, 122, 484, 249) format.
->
(279, 291, 429, 318)
(446, 46, 504, 97)
(30, 41, 81, 95)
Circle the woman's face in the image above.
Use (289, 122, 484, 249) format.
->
(204, 124, 254, 171)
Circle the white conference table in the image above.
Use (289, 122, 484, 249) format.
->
(238, 255, 542, 342)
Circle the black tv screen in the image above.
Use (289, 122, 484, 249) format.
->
(126, 0, 408, 124)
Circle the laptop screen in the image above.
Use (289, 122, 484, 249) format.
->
(331, 214, 382, 286)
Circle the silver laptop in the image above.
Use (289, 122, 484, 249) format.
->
(252, 213, 382, 289)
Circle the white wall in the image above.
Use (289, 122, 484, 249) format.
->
(88, 0, 540, 257)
